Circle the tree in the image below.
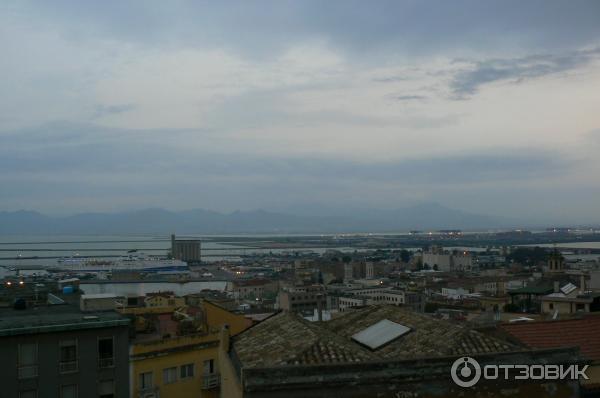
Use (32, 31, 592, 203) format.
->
(503, 303, 520, 313)
(506, 247, 549, 266)
(400, 249, 410, 263)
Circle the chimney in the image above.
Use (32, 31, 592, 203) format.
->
(554, 281, 560, 293)
(580, 274, 586, 294)
(219, 324, 230, 352)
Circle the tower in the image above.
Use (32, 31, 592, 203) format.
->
(547, 248, 564, 273)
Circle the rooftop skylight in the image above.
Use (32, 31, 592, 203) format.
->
(351, 319, 411, 350)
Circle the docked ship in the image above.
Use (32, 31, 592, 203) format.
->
(56, 252, 188, 273)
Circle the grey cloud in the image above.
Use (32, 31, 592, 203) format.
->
(201, 88, 454, 130)
(373, 76, 411, 83)
(0, 121, 579, 215)
(585, 128, 600, 142)
(16, 1, 600, 59)
(394, 95, 427, 101)
(450, 48, 600, 99)
(0, 122, 570, 183)
(93, 103, 136, 119)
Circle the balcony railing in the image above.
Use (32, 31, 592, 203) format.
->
(98, 357, 114, 368)
(18, 365, 38, 379)
(59, 360, 78, 373)
(138, 386, 159, 398)
(201, 373, 220, 389)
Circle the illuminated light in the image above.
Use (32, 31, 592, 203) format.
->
(19, 280, 24, 285)
(6, 281, 12, 286)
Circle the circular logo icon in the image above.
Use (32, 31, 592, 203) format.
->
(451, 356, 482, 388)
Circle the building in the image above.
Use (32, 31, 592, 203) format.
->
(171, 234, 202, 263)
(130, 333, 221, 398)
(365, 262, 374, 279)
(540, 278, 600, 315)
(547, 250, 565, 273)
(337, 295, 367, 311)
(0, 293, 130, 398)
(128, 295, 253, 398)
(230, 279, 278, 300)
(219, 305, 584, 397)
(144, 291, 186, 308)
(202, 300, 254, 336)
(501, 315, 600, 394)
(278, 285, 326, 315)
(422, 246, 472, 272)
(80, 293, 124, 312)
(343, 263, 353, 281)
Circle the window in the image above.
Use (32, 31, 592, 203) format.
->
(60, 384, 77, 398)
(59, 340, 78, 373)
(98, 337, 114, 368)
(549, 303, 554, 310)
(163, 367, 177, 384)
(203, 359, 214, 375)
(98, 380, 114, 398)
(139, 372, 153, 390)
(18, 343, 38, 379)
(19, 390, 37, 398)
(180, 363, 194, 379)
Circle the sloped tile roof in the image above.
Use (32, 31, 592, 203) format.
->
(501, 315, 600, 362)
(232, 306, 517, 368)
(325, 305, 517, 359)
(232, 312, 376, 367)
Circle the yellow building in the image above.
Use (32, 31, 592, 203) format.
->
(203, 299, 253, 336)
(130, 333, 221, 398)
(477, 295, 510, 312)
(126, 297, 254, 398)
(145, 292, 186, 308)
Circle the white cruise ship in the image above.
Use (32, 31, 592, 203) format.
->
(56, 253, 188, 272)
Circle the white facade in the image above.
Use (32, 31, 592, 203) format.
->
(422, 251, 472, 272)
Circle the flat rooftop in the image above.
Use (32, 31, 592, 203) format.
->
(0, 302, 129, 337)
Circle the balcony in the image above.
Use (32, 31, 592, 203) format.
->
(18, 365, 38, 379)
(98, 357, 114, 368)
(201, 373, 220, 389)
(138, 386, 159, 398)
(59, 360, 78, 373)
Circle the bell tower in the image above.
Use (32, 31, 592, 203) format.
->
(547, 247, 564, 273)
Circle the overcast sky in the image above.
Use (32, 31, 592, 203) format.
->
(1, 1, 600, 222)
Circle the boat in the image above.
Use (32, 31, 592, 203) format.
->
(56, 252, 188, 272)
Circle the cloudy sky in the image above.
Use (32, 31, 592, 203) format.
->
(1, 1, 600, 223)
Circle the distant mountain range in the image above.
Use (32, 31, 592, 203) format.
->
(0, 203, 515, 234)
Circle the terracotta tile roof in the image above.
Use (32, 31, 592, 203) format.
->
(326, 305, 517, 359)
(232, 305, 517, 369)
(232, 312, 377, 367)
(295, 340, 370, 365)
(500, 315, 600, 362)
